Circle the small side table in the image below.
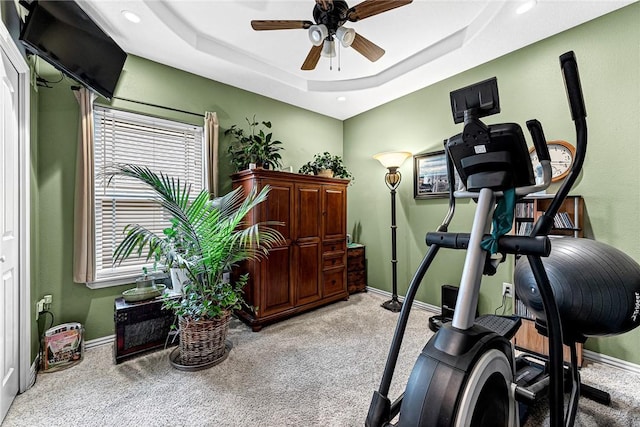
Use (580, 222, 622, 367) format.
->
(113, 294, 178, 364)
(347, 244, 367, 294)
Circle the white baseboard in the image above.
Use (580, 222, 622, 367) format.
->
(366, 286, 640, 375)
(85, 335, 115, 349)
(365, 286, 441, 314)
(583, 349, 640, 375)
(28, 356, 39, 389)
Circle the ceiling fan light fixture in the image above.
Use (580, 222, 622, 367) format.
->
(321, 39, 336, 58)
(308, 24, 329, 46)
(336, 26, 355, 47)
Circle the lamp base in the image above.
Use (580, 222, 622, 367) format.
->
(381, 298, 403, 313)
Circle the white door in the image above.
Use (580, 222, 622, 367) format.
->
(0, 43, 20, 422)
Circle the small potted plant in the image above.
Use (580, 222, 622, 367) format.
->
(298, 151, 353, 180)
(225, 115, 283, 171)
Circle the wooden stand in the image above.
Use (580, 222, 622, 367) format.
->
(347, 244, 367, 294)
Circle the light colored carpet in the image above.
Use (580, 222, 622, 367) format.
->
(4, 292, 639, 426)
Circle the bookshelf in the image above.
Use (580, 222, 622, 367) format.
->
(514, 194, 583, 238)
(512, 194, 584, 365)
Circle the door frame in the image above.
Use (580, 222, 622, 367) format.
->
(0, 20, 32, 392)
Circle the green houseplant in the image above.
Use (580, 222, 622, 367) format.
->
(110, 164, 284, 368)
(225, 115, 283, 171)
(298, 151, 353, 180)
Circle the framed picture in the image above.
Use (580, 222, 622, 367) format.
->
(413, 150, 461, 199)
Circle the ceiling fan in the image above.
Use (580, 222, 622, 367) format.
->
(251, 0, 413, 70)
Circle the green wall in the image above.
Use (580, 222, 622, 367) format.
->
(28, 3, 640, 365)
(344, 3, 640, 364)
(32, 55, 342, 350)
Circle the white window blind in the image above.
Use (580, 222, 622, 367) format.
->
(93, 106, 205, 282)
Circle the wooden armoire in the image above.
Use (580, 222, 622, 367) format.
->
(231, 169, 349, 331)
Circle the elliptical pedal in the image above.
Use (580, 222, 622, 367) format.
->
(475, 314, 522, 340)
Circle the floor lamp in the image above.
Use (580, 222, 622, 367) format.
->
(373, 151, 412, 312)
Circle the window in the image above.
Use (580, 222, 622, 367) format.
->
(92, 106, 205, 283)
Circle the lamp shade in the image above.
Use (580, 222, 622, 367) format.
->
(373, 151, 412, 169)
(308, 24, 328, 46)
(336, 26, 355, 47)
(321, 39, 336, 58)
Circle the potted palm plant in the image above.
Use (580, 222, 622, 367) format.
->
(110, 164, 284, 369)
(225, 115, 283, 171)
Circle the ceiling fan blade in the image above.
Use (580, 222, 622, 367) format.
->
(347, 0, 412, 22)
(315, 0, 334, 11)
(301, 45, 323, 70)
(350, 33, 385, 62)
(251, 20, 313, 31)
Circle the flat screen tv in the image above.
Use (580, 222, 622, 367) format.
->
(19, 0, 127, 99)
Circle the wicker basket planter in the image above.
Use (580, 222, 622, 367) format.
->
(172, 311, 231, 369)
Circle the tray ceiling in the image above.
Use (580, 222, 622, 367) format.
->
(78, 0, 633, 119)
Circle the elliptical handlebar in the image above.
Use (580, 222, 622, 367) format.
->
(532, 51, 587, 237)
(560, 52, 587, 122)
(527, 119, 551, 163)
(527, 51, 588, 427)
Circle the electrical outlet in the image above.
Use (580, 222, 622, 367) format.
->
(502, 282, 513, 298)
(43, 294, 52, 311)
(36, 299, 45, 320)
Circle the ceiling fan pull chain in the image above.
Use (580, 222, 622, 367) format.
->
(338, 43, 341, 71)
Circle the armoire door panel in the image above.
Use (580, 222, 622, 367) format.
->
(295, 242, 321, 305)
(260, 245, 293, 316)
(296, 185, 321, 240)
(323, 186, 346, 240)
(263, 182, 293, 242)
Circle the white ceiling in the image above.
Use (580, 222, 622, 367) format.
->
(78, 0, 633, 120)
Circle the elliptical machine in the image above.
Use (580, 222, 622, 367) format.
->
(366, 51, 640, 427)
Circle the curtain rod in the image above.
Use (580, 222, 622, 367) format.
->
(112, 96, 204, 118)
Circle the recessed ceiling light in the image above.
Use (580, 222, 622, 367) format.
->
(516, 0, 537, 15)
(336, 96, 347, 102)
(122, 10, 141, 23)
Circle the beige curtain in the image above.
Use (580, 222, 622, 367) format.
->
(204, 111, 219, 196)
(72, 88, 97, 283)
